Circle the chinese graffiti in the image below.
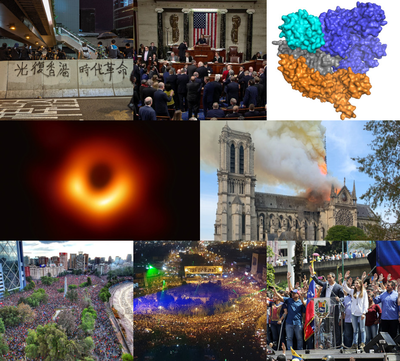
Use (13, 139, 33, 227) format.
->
(15, 61, 70, 78)
(13, 60, 130, 81)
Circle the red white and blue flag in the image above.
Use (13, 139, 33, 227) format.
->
(376, 241, 400, 280)
(304, 278, 315, 341)
(193, 12, 218, 48)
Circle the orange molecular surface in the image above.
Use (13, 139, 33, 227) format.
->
(277, 54, 372, 120)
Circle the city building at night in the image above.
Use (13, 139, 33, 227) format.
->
(54, 0, 80, 33)
(0, 241, 26, 297)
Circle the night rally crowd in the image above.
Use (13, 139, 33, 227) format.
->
(267, 265, 400, 351)
(134, 276, 266, 360)
(0, 274, 132, 360)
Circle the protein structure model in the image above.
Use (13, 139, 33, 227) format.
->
(273, 2, 387, 120)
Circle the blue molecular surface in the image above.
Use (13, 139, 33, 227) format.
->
(319, 2, 387, 73)
(334, 34, 387, 73)
(279, 9, 325, 53)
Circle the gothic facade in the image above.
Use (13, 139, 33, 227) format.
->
(214, 125, 375, 241)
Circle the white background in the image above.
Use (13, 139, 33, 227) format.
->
(267, 0, 399, 120)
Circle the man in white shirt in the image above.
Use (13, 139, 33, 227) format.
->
(143, 46, 150, 63)
(344, 253, 349, 259)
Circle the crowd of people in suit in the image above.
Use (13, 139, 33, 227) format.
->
(131, 42, 267, 120)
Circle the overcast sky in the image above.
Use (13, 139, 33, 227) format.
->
(22, 241, 133, 260)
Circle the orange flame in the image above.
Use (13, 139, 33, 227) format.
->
(318, 162, 327, 176)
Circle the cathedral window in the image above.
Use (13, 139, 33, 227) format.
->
(242, 213, 245, 234)
(230, 144, 235, 173)
(239, 146, 244, 174)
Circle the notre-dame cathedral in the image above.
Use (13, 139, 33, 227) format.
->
(214, 124, 376, 241)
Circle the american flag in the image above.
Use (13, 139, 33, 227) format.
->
(193, 12, 218, 48)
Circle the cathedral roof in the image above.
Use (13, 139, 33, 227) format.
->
(255, 192, 308, 211)
(357, 204, 375, 219)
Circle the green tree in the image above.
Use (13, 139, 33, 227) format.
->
(122, 354, 134, 361)
(17, 296, 26, 305)
(3, 290, 9, 298)
(325, 225, 368, 241)
(86, 277, 92, 286)
(352, 121, 400, 219)
(66, 289, 79, 303)
(0, 319, 5, 334)
(68, 284, 78, 290)
(0, 306, 23, 326)
(0, 334, 9, 359)
(266, 245, 275, 287)
(82, 306, 97, 320)
(26, 276, 33, 283)
(47, 272, 51, 277)
(79, 336, 94, 356)
(57, 288, 64, 293)
(26, 323, 82, 361)
(99, 288, 111, 302)
(80, 313, 95, 334)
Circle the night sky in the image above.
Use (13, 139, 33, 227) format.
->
(80, 0, 114, 33)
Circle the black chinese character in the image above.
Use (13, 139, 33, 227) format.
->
(116, 61, 128, 80)
(31, 61, 45, 75)
(103, 62, 115, 81)
(57, 63, 70, 78)
(79, 64, 90, 77)
(90, 63, 104, 77)
(15, 63, 28, 77)
(43, 61, 55, 77)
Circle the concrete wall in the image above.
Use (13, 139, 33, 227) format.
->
(274, 258, 371, 283)
(1, 60, 133, 99)
(137, 0, 266, 58)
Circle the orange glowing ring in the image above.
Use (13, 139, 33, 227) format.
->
(52, 138, 140, 228)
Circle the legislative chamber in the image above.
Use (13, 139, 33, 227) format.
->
(134, 1, 267, 120)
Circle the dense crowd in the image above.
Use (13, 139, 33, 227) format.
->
(134, 276, 266, 360)
(0, 274, 132, 360)
(267, 267, 400, 351)
(0, 41, 134, 61)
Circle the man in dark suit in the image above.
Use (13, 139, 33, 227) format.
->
(166, 69, 178, 107)
(187, 60, 197, 78)
(149, 42, 158, 58)
(227, 98, 237, 110)
(226, 105, 240, 118)
(133, 62, 141, 86)
(161, 62, 170, 74)
(178, 42, 188, 62)
(196, 34, 207, 45)
(142, 46, 151, 64)
(177, 68, 190, 111)
(237, 66, 245, 81)
(186, 76, 201, 119)
(141, 81, 157, 108)
(254, 77, 264, 107)
(212, 52, 223, 63)
(310, 265, 344, 347)
(193, 72, 203, 89)
(139, 97, 157, 120)
(244, 104, 261, 118)
(206, 103, 225, 119)
(195, 62, 208, 84)
(226, 77, 239, 106)
(240, 71, 254, 98)
(243, 80, 258, 108)
(211, 74, 222, 104)
(204, 63, 213, 75)
(202, 77, 216, 118)
(153, 82, 174, 119)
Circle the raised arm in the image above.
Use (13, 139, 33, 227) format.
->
(309, 264, 325, 287)
(287, 272, 292, 293)
(273, 287, 284, 303)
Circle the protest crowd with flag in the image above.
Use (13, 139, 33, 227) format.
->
(267, 242, 400, 352)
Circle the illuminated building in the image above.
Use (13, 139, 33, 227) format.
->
(59, 252, 68, 271)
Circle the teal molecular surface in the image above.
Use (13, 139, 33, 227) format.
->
(278, 9, 325, 53)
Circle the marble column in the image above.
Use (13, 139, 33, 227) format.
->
(219, 9, 228, 50)
(182, 9, 190, 46)
(155, 8, 164, 59)
(246, 9, 255, 62)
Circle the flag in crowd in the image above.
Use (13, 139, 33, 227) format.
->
(376, 241, 400, 280)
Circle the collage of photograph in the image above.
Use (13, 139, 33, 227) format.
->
(0, 0, 399, 361)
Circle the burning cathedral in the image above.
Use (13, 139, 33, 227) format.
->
(214, 124, 376, 241)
